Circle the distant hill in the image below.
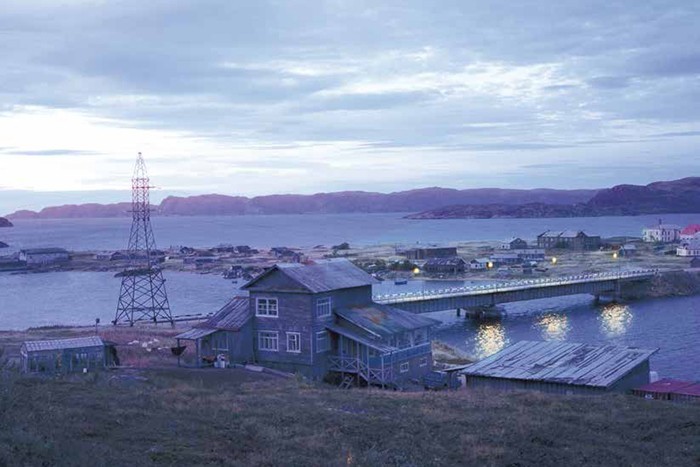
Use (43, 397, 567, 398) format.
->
(408, 177, 700, 219)
(5, 187, 597, 219)
(0, 217, 12, 227)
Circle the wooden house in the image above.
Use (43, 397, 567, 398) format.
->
(20, 336, 114, 374)
(462, 340, 657, 395)
(403, 247, 458, 260)
(537, 230, 601, 250)
(177, 259, 438, 387)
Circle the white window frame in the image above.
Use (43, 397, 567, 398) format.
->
(258, 331, 279, 351)
(316, 331, 329, 353)
(256, 298, 279, 317)
(286, 332, 301, 353)
(419, 357, 428, 367)
(400, 361, 410, 373)
(316, 297, 332, 318)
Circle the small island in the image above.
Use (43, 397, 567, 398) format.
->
(0, 217, 13, 228)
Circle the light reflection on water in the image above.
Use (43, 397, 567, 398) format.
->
(473, 321, 509, 359)
(535, 313, 570, 340)
(599, 304, 633, 337)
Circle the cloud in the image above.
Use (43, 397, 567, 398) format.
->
(1, 0, 700, 212)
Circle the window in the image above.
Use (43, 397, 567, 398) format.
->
(258, 331, 279, 351)
(316, 297, 332, 318)
(256, 298, 278, 317)
(398, 333, 412, 349)
(419, 357, 428, 367)
(414, 329, 428, 345)
(212, 333, 229, 351)
(286, 332, 301, 353)
(316, 331, 329, 353)
(400, 362, 409, 373)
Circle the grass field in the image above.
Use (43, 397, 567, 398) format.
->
(0, 367, 698, 466)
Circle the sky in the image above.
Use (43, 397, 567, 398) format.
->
(1, 0, 699, 213)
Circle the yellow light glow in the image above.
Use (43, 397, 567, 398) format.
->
(551, 257, 557, 265)
(599, 304, 633, 337)
(537, 313, 570, 340)
(613, 252, 618, 259)
(475, 322, 509, 359)
(413, 267, 420, 274)
(487, 261, 494, 269)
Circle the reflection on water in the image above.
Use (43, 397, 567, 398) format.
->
(473, 322, 509, 359)
(599, 304, 633, 337)
(535, 313, 570, 340)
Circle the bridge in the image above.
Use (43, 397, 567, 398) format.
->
(372, 269, 658, 314)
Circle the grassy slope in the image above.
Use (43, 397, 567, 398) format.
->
(0, 369, 698, 466)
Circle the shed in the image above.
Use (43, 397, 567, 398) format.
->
(19, 247, 70, 266)
(20, 336, 111, 373)
(175, 296, 253, 367)
(462, 340, 657, 394)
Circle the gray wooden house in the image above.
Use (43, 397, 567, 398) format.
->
(462, 340, 657, 395)
(175, 296, 254, 366)
(177, 259, 438, 387)
(20, 336, 111, 374)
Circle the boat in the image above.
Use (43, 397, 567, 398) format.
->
(394, 279, 408, 285)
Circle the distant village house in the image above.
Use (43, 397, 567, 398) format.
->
(537, 231, 601, 251)
(423, 257, 467, 274)
(642, 222, 681, 243)
(19, 247, 70, 266)
(499, 237, 528, 250)
(403, 247, 458, 260)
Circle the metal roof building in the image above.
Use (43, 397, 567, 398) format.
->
(462, 340, 658, 394)
(20, 336, 110, 374)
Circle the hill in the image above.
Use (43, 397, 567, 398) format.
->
(408, 177, 700, 219)
(5, 187, 596, 219)
(0, 217, 12, 227)
(0, 368, 697, 466)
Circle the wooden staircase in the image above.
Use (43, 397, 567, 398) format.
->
(339, 374, 355, 389)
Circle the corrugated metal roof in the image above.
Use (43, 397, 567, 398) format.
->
(463, 340, 658, 388)
(326, 322, 393, 352)
(20, 248, 70, 255)
(175, 327, 217, 340)
(23, 336, 104, 352)
(243, 258, 377, 293)
(424, 257, 466, 266)
(336, 304, 439, 338)
(673, 383, 700, 397)
(197, 296, 250, 331)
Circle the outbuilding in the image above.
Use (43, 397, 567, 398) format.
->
(20, 336, 114, 373)
(19, 248, 70, 266)
(462, 340, 657, 395)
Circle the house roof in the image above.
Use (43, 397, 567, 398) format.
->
(424, 257, 466, 266)
(645, 224, 681, 230)
(198, 296, 250, 331)
(681, 224, 700, 235)
(175, 327, 217, 340)
(242, 258, 377, 293)
(335, 304, 439, 338)
(462, 340, 658, 388)
(325, 322, 393, 352)
(22, 336, 104, 353)
(20, 247, 69, 255)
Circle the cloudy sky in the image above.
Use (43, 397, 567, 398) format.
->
(1, 0, 699, 213)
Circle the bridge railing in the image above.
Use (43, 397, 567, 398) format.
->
(373, 268, 658, 304)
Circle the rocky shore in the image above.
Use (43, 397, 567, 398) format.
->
(621, 270, 700, 300)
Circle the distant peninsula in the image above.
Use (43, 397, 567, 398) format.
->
(0, 217, 13, 227)
(407, 177, 700, 219)
(5, 177, 700, 220)
(5, 187, 595, 219)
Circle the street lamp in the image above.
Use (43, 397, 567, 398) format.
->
(551, 256, 557, 265)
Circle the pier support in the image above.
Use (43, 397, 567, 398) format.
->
(456, 308, 461, 317)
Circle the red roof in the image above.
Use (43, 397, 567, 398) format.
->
(681, 224, 700, 235)
(634, 378, 696, 394)
(673, 382, 700, 397)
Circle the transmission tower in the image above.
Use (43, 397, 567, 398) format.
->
(114, 152, 173, 326)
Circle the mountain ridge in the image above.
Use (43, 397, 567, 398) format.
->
(5, 186, 597, 219)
